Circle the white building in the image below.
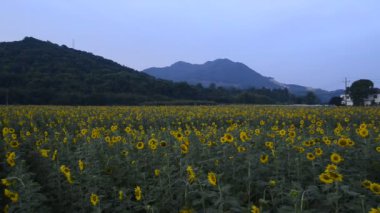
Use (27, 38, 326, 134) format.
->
(364, 93, 380, 106)
(340, 94, 353, 106)
(341, 92, 380, 106)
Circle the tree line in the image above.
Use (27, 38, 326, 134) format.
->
(0, 37, 320, 106)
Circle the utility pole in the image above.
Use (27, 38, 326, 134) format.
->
(344, 77, 350, 94)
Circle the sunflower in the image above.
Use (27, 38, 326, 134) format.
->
(39, 149, 50, 158)
(148, 138, 158, 146)
(359, 123, 367, 129)
(111, 136, 118, 143)
(255, 129, 261, 135)
(111, 125, 118, 132)
(330, 153, 343, 164)
(362, 180, 372, 189)
(325, 164, 337, 172)
(306, 152, 315, 161)
(80, 129, 88, 136)
(9, 140, 19, 149)
(251, 205, 260, 213)
(370, 182, 380, 195)
(269, 180, 276, 187)
(265, 142, 274, 150)
(124, 126, 132, 133)
(220, 136, 227, 144)
(52, 150, 58, 161)
(2, 127, 9, 136)
(175, 132, 184, 141)
(369, 207, 380, 213)
(78, 160, 85, 172)
(293, 146, 305, 153)
(319, 172, 334, 184)
(135, 186, 142, 201)
(288, 131, 296, 138)
(184, 130, 191, 136)
(260, 154, 269, 164)
(1, 179, 11, 187)
(11, 134, 17, 140)
(136, 142, 144, 150)
(149, 143, 157, 151)
(60, 165, 73, 184)
(376, 146, 380, 153)
(314, 148, 323, 156)
(6, 152, 16, 167)
(154, 169, 160, 177)
(180, 144, 189, 154)
(121, 150, 129, 157)
(4, 189, 19, 203)
(328, 171, 343, 182)
(90, 193, 99, 206)
(186, 166, 196, 183)
(237, 146, 246, 153)
(240, 131, 249, 142)
(358, 128, 369, 138)
(208, 172, 217, 186)
(324, 139, 332, 146)
(337, 137, 349, 147)
(224, 133, 234, 143)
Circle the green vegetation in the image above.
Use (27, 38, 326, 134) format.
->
(0, 37, 317, 105)
(349, 79, 374, 106)
(1, 106, 380, 212)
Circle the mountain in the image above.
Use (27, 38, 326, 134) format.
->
(144, 58, 282, 89)
(0, 37, 296, 105)
(143, 59, 344, 103)
(285, 84, 344, 103)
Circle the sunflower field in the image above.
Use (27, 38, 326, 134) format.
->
(1, 105, 380, 213)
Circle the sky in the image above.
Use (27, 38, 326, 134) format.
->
(1, 0, 380, 91)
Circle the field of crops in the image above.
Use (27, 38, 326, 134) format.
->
(1, 105, 380, 212)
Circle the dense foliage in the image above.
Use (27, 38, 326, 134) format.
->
(349, 79, 374, 106)
(1, 105, 380, 212)
(0, 37, 315, 105)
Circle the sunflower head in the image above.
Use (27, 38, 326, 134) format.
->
(208, 172, 217, 186)
(260, 154, 269, 164)
(306, 152, 315, 161)
(370, 182, 380, 195)
(362, 179, 372, 189)
(90, 193, 99, 206)
(330, 153, 343, 164)
(319, 172, 334, 184)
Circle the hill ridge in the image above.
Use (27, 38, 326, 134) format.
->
(0, 37, 301, 105)
(143, 59, 343, 102)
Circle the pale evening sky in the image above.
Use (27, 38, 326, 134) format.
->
(1, 0, 380, 90)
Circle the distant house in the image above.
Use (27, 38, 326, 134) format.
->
(341, 89, 380, 106)
(364, 93, 380, 106)
(340, 94, 353, 106)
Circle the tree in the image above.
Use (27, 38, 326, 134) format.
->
(304, 91, 319, 105)
(349, 79, 374, 106)
(329, 96, 342, 106)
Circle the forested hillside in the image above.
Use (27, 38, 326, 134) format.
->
(0, 37, 302, 105)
